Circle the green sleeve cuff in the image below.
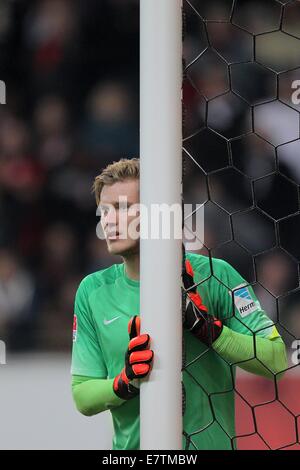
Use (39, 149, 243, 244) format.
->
(212, 325, 288, 379)
(72, 375, 125, 416)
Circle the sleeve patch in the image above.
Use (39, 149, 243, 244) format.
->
(231, 284, 261, 318)
(73, 314, 77, 342)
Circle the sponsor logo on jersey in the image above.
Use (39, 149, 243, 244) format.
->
(104, 316, 121, 326)
(231, 284, 260, 318)
(73, 314, 77, 342)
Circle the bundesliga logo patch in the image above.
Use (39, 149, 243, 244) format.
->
(73, 314, 77, 342)
(232, 285, 259, 318)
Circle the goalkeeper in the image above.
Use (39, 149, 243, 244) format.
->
(71, 158, 287, 450)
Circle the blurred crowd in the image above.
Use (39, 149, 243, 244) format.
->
(0, 0, 139, 350)
(0, 0, 299, 354)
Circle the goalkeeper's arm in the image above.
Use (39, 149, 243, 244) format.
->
(183, 259, 288, 380)
(72, 376, 124, 416)
(212, 326, 287, 379)
(72, 316, 154, 416)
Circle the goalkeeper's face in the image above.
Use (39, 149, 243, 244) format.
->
(99, 179, 140, 256)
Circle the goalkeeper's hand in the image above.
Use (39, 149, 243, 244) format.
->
(183, 259, 223, 346)
(113, 315, 154, 400)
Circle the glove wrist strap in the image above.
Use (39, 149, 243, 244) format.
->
(113, 371, 139, 400)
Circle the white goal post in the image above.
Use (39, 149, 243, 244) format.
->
(140, 0, 183, 450)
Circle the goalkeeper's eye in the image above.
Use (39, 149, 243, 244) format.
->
(98, 205, 110, 218)
(118, 201, 128, 211)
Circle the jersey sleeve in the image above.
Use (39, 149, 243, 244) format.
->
(212, 259, 280, 340)
(71, 278, 108, 378)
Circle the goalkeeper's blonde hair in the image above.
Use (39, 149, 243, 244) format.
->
(93, 158, 140, 205)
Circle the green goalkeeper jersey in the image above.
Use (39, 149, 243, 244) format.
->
(71, 252, 280, 450)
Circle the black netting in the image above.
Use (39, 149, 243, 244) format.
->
(182, 0, 300, 450)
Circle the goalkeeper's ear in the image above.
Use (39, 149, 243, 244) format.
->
(128, 315, 141, 339)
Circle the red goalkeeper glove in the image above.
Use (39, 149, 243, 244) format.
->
(183, 259, 223, 346)
(113, 315, 154, 400)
